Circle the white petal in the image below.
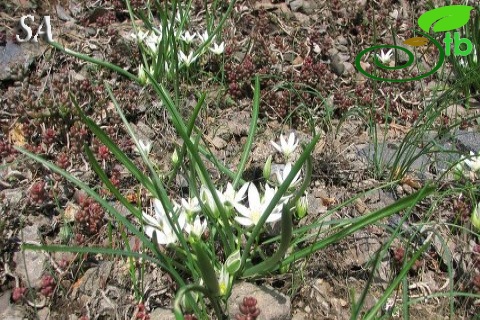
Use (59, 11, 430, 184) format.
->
(233, 203, 251, 218)
(235, 183, 249, 202)
(235, 216, 254, 226)
(144, 225, 157, 239)
(142, 212, 159, 227)
(247, 183, 261, 210)
(153, 199, 167, 220)
(266, 211, 282, 223)
(270, 141, 282, 153)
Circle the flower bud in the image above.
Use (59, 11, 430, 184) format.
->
(171, 148, 179, 165)
(472, 202, 480, 231)
(225, 249, 241, 274)
(263, 155, 272, 181)
(138, 65, 147, 85)
(453, 162, 465, 180)
(295, 194, 308, 219)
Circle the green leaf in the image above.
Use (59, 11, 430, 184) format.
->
(418, 5, 473, 33)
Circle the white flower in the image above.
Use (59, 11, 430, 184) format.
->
(136, 139, 152, 155)
(142, 199, 186, 245)
(198, 30, 212, 43)
(200, 186, 223, 216)
(180, 31, 196, 44)
(218, 265, 230, 296)
(144, 32, 161, 53)
(276, 162, 302, 189)
(209, 41, 225, 55)
(223, 182, 248, 208)
(233, 183, 283, 227)
(271, 132, 299, 159)
(179, 50, 198, 67)
(181, 196, 201, 215)
(376, 49, 393, 64)
(185, 215, 207, 238)
(464, 151, 480, 172)
(131, 30, 148, 42)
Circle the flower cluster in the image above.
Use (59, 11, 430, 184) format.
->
(130, 11, 225, 84)
(267, 132, 308, 218)
(141, 132, 307, 247)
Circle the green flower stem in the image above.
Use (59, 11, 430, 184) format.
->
(191, 241, 220, 296)
(232, 75, 260, 189)
(243, 153, 313, 277)
(239, 134, 321, 274)
(174, 284, 225, 320)
(242, 203, 293, 277)
(167, 93, 206, 187)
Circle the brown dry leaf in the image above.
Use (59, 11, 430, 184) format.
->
(9, 122, 26, 147)
(321, 196, 336, 206)
(401, 176, 422, 189)
(292, 55, 304, 65)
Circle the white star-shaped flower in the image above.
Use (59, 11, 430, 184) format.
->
(209, 42, 225, 55)
(180, 31, 196, 44)
(276, 162, 302, 189)
(376, 49, 393, 64)
(185, 215, 207, 238)
(233, 183, 283, 227)
(142, 199, 185, 245)
(271, 132, 299, 159)
(222, 182, 248, 209)
(179, 50, 198, 67)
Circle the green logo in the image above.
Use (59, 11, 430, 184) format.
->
(355, 5, 474, 82)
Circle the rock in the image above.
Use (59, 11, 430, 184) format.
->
(0, 41, 45, 81)
(72, 262, 114, 297)
(227, 282, 291, 320)
(211, 136, 227, 150)
(330, 54, 345, 76)
(149, 308, 175, 320)
(132, 121, 155, 140)
(14, 225, 47, 285)
(288, 0, 304, 12)
(0, 188, 23, 207)
(356, 143, 431, 176)
(336, 35, 348, 46)
(1, 305, 28, 320)
(293, 12, 310, 25)
(343, 62, 355, 74)
(454, 130, 480, 154)
(444, 104, 467, 118)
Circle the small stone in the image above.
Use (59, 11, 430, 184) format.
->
(343, 62, 355, 74)
(288, 0, 304, 12)
(330, 54, 345, 76)
(149, 308, 175, 320)
(445, 104, 466, 118)
(227, 282, 291, 320)
(14, 225, 47, 285)
(336, 35, 348, 46)
(0, 188, 23, 207)
(211, 136, 227, 149)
